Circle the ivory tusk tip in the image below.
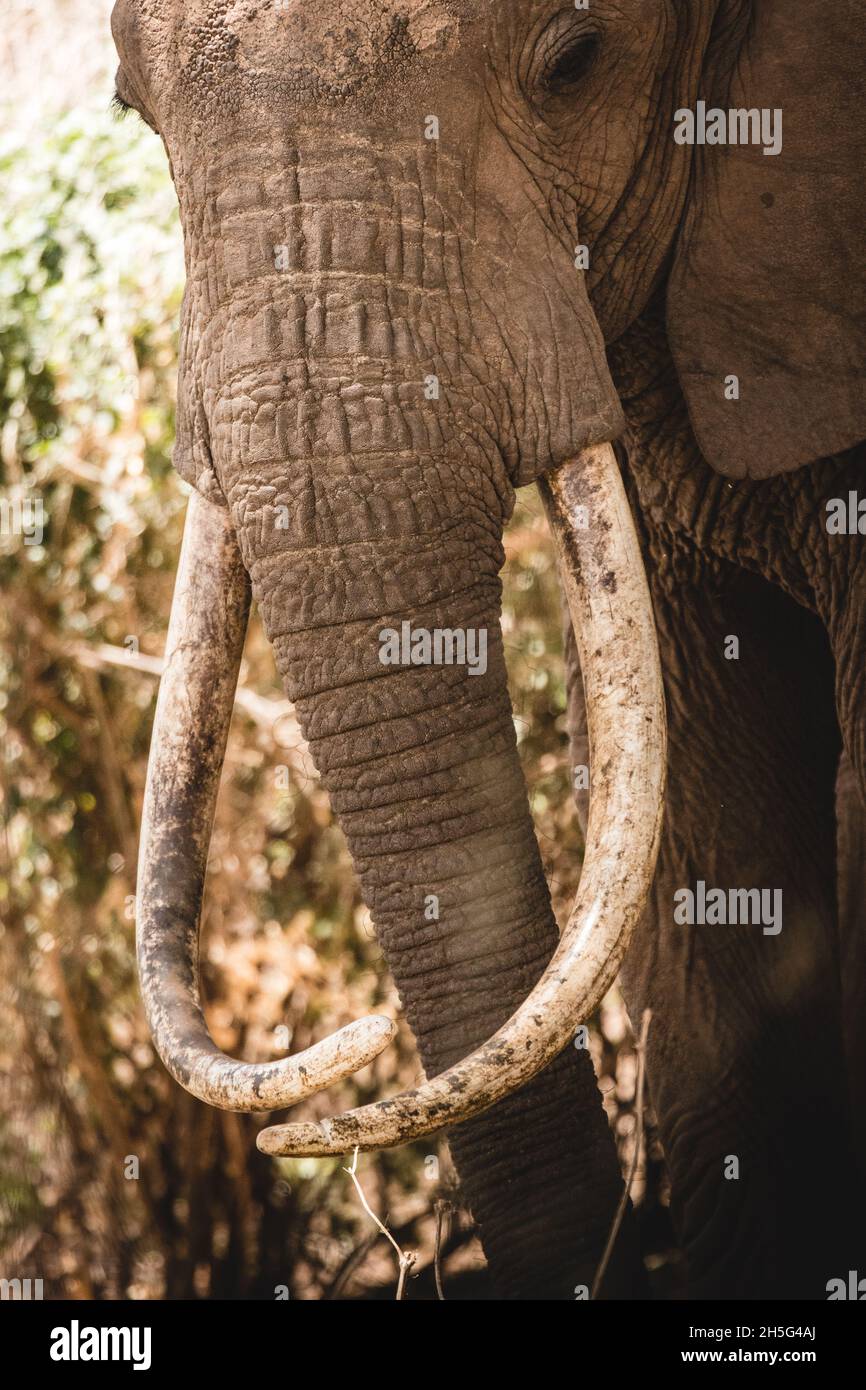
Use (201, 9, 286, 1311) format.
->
(339, 1014, 398, 1061)
(256, 1120, 341, 1157)
(359, 1013, 398, 1042)
(248, 1017, 396, 1124)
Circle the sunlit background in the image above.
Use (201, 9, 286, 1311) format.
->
(0, 0, 670, 1299)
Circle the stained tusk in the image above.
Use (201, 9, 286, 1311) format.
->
(136, 490, 396, 1111)
(257, 441, 666, 1155)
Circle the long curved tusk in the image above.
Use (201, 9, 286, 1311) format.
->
(136, 490, 396, 1111)
(257, 441, 667, 1155)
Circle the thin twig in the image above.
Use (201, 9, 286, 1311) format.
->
(69, 640, 303, 737)
(343, 1147, 416, 1300)
(591, 1007, 652, 1300)
(433, 1200, 450, 1301)
(37, 628, 315, 777)
(395, 1253, 414, 1302)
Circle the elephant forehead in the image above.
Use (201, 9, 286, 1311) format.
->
(175, 0, 464, 92)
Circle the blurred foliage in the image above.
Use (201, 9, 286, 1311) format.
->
(0, 104, 671, 1298)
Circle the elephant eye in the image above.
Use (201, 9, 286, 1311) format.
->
(111, 90, 135, 117)
(111, 68, 159, 133)
(544, 32, 600, 93)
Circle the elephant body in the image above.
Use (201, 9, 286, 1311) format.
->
(113, 0, 866, 1298)
(565, 297, 866, 1297)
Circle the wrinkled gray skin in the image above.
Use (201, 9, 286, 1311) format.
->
(113, 0, 866, 1298)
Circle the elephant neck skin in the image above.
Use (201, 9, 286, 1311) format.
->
(607, 293, 866, 797)
(607, 295, 865, 634)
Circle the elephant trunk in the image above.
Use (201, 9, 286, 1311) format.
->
(260, 441, 666, 1154)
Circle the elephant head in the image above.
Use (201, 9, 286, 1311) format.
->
(113, 0, 865, 1252)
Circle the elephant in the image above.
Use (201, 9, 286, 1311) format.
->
(111, 0, 866, 1300)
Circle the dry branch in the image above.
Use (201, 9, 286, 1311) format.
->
(344, 1147, 416, 1300)
(52, 634, 315, 778)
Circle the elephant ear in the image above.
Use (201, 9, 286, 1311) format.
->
(667, 0, 866, 479)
